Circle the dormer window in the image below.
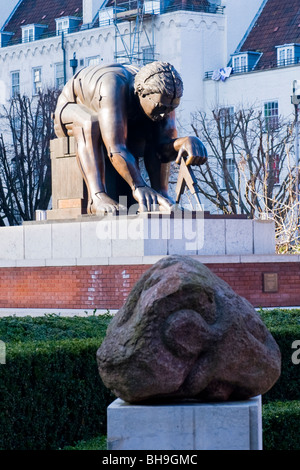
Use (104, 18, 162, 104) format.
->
(55, 16, 81, 35)
(0, 31, 14, 47)
(231, 51, 261, 74)
(232, 54, 248, 73)
(22, 26, 34, 43)
(21, 24, 47, 43)
(56, 18, 69, 35)
(276, 44, 300, 67)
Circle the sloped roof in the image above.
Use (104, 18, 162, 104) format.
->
(239, 0, 300, 70)
(2, 0, 82, 44)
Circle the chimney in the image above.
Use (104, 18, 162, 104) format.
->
(83, 0, 103, 25)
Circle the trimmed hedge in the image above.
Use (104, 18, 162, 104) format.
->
(0, 314, 115, 450)
(0, 309, 299, 450)
(258, 309, 300, 450)
(63, 435, 107, 450)
(262, 401, 300, 450)
(259, 309, 300, 403)
(0, 313, 112, 343)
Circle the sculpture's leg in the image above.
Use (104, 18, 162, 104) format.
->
(61, 104, 120, 215)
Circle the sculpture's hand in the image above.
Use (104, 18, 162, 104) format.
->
(133, 186, 173, 213)
(88, 192, 126, 215)
(175, 136, 208, 166)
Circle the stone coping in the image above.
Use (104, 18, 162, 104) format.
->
(0, 305, 298, 318)
(0, 253, 298, 268)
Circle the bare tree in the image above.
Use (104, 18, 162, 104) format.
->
(170, 105, 299, 251)
(187, 106, 294, 215)
(0, 89, 59, 225)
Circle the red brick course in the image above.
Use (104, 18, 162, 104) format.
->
(0, 261, 299, 311)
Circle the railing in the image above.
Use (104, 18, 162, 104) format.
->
(277, 57, 300, 67)
(0, 26, 82, 48)
(162, 2, 224, 15)
(205, 66, 252, 79)
(205, 57, 300, 79)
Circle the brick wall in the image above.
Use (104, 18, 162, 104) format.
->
(208, 262, 300, 308)
(0, 261, 299, 310)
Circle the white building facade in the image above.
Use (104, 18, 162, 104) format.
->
(0, 0, 265, 129)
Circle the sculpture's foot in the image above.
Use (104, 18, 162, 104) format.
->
(88, 192, 125, 215)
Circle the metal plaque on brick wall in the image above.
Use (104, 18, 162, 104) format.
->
(263, 273, 278, 293)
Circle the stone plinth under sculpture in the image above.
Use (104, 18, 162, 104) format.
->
(107, 396, 263, 450)
(97, 255, 281, 450)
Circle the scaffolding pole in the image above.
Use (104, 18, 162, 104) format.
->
(113, 0, 158, 65)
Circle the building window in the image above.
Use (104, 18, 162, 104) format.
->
(264, 101, 279, 131)
(11, 71, 20, 97)
(233, 56, 240, 71)
(221, 157, 235, 189)
(231, 51, 261, 74)
(56, 18, 70, 35)
(219, 107, 235, 136)
(277, 45, 295, 66)
(22, 26, 34, 43)
(55, 63, 65, 89)
(33, 67, 42, 95)
(87, 56, 101, 66)
(225, 158, 235, 188)
(21, 24, 47, 43)
(233, 55, 247, 73)
(276, 44, 300, 67)
(55, 16, 81, 35)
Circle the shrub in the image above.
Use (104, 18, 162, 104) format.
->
(0, 313, 112, 343)
(0, 314, 114, 450)
(262, 401, 300, 450)
(259, 309, 300, 403)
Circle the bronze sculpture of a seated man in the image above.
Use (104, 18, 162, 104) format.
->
(54, 61, 207, 215)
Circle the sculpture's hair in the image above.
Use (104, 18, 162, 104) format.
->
(134, 61, 183, 99)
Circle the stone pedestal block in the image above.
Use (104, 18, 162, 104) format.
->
(107, 396, 262, 450)
(0, 214, 275, 264)
(47, 137, 87, 220)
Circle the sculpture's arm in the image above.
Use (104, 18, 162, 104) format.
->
(98, 73, 146, 190)
(98, 74, 172, 211)
(157, 112, 208, 166)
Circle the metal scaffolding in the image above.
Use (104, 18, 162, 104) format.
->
(112, 0, 159, 65)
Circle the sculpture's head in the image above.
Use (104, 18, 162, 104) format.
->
(134, 61, 183, 121)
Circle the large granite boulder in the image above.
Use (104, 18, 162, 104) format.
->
(97, 255, 281, 403)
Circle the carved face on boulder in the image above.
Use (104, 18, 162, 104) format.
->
(97, 255, 281, 403)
